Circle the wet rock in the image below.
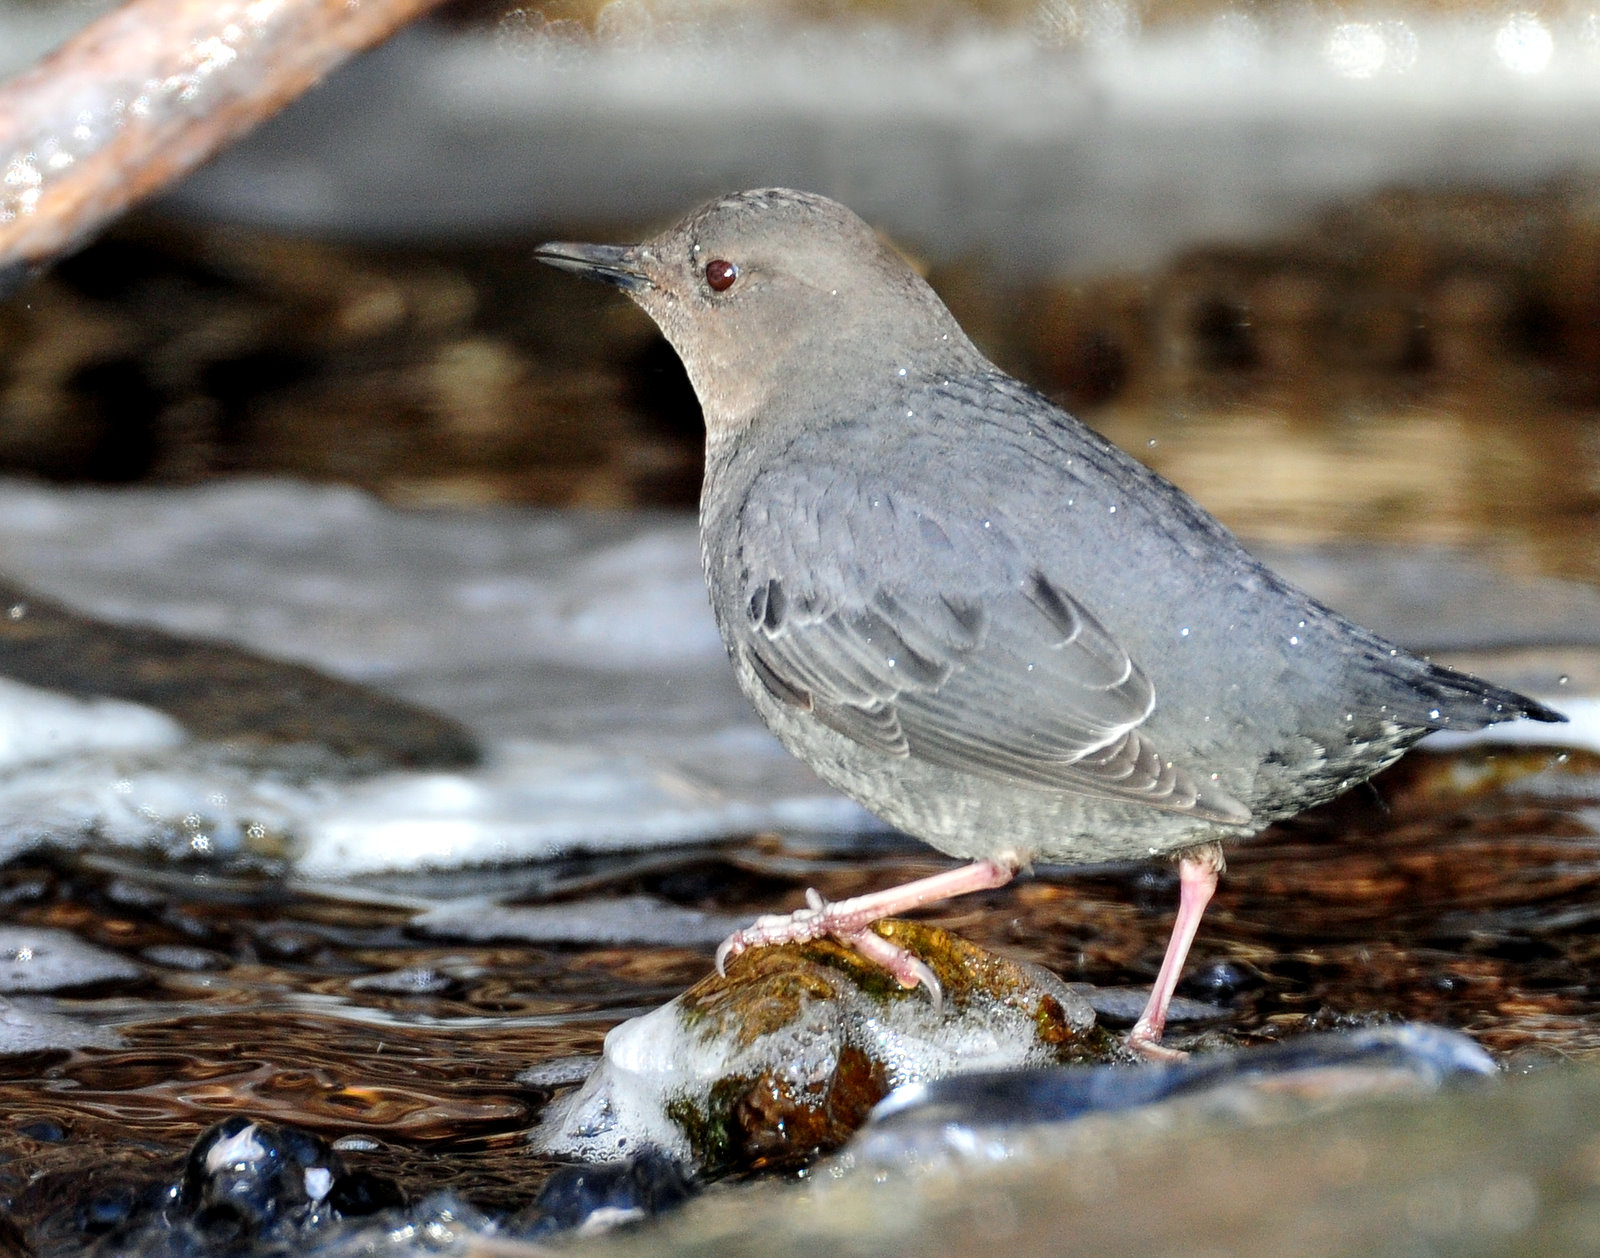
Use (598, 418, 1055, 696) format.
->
(63, 1116, 410, 1257)
(517, 1056, 603, 1088)
(502, 1062, 1600, 1258)
(1065, 984, 1223, 1026)
(855, 1023, 1496, 1163)
(0, 925, 141, 991)
(535, 921, 1104, 1175)
(517, 1149, 698, 1238)
(0, 578, 480, 774)
(180, 1116, 348, 1236)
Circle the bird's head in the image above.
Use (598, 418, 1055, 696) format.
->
(536, 188, 976, 442)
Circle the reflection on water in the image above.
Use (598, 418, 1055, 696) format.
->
(1, 744, 1597, 1231)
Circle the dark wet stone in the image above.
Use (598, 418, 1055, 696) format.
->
(325, 1169, 407, 1217)
(862, 1023, 1495, 1142)
(141, 944, 231, 972)
(180, 1116, 346, 1235)
(1183, 960, 1261, 1001)
(48, 1115, 415, 1258)
(0, 578, 479, 773)
(77, 1182, 145, 1234)
(521, 1149, 698, 1237)
(106, 878, 168, 911)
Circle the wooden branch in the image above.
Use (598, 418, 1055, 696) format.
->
(0, 0, 450, 291)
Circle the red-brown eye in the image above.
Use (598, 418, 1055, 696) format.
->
(705, 259, 738, 292)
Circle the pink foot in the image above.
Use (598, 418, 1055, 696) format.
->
(714, 859, 1017, 1007)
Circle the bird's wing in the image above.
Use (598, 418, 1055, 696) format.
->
(731, 466, 1251, 824)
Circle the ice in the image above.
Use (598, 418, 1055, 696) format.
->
(0, 479, 874, 875)
(0, 924, 142, 991)
(0, 676, 184, 772)
(0, 997, 120, 1052)
(415, 894, 749, 947)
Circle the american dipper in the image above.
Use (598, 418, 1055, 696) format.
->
(536, 189, 1564, 1054)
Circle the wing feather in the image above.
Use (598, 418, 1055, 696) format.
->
(734, 467, 1250, 825)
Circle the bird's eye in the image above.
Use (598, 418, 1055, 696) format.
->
(705, 259, 739, 292)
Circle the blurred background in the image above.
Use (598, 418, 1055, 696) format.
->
(1, 0, 1596, 585)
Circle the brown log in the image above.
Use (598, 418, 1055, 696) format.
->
(0, 0, 450, 286)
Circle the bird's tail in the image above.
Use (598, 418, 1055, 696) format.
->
(1399, 657, 1566, 731)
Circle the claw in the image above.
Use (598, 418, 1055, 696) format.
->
(906, 955, 943, 1014)
(707, 860, 1018, 1008)
(843, 926, 944, 1013)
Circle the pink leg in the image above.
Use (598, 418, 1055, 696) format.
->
(1127, 842, 1224, 1060)
(715, 858, 1018, 1003)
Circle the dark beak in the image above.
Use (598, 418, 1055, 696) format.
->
(533, 241, 650, 292)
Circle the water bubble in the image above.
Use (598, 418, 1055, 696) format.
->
(1558, 675, 1570, 686)
(6, 603, 23, 620)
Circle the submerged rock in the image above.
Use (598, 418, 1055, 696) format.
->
(516, 1149, 699, 1238)
(534, 921, 1104, 1175)
(855, 1023, 1497, 1165)
(49, 1116, 409, 1257)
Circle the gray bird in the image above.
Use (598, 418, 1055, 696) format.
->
(536, 188, 1564, 1055)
